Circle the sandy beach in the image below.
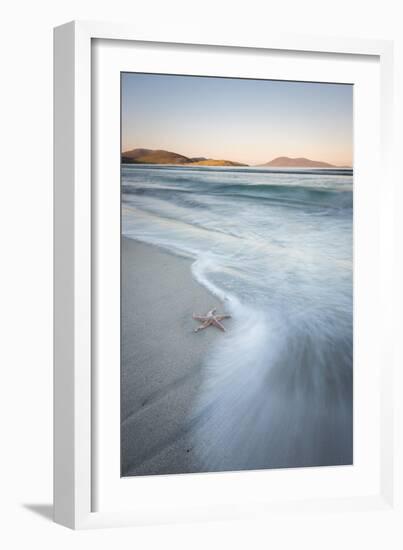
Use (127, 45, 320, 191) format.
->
(121, 237, 230, 476)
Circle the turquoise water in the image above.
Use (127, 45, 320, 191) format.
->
(122, 164, 353, 470)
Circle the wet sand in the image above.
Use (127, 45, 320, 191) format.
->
(121, 237, 228, 476)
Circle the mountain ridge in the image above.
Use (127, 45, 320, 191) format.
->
(122, 148, 247, 167)
(260, 156, 338, 168)
(121, 149, 349, 168)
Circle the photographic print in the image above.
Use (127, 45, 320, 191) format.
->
(121, 73, 353, 477)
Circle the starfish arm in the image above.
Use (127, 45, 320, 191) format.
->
(194, 320, 212, 332)
(207, 308, 217, 316)
(215, 314, 231, 320)
(212, 319, 226, 332)
(192, 314, 209, 321)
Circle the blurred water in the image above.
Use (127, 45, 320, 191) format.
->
(122, 164, 353, 470)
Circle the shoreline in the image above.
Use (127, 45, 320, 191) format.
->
(121, 237, 230, 476)
(120, 163, 353, 474)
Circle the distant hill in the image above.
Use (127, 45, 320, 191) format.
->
(261, 156, 336, 168)
(122, 148, 190, 165)
(122, 148, 248, 167)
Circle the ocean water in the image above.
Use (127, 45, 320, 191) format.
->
(122, 164, 353, 471)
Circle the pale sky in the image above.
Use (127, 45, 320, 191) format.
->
(121, 73, 353, 167)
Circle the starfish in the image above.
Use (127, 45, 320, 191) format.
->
(192, 308, 231, 333)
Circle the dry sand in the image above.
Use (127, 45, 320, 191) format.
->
(121, 237, 229, 476)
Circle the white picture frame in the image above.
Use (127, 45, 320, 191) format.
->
(54, 20, 398, 530)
